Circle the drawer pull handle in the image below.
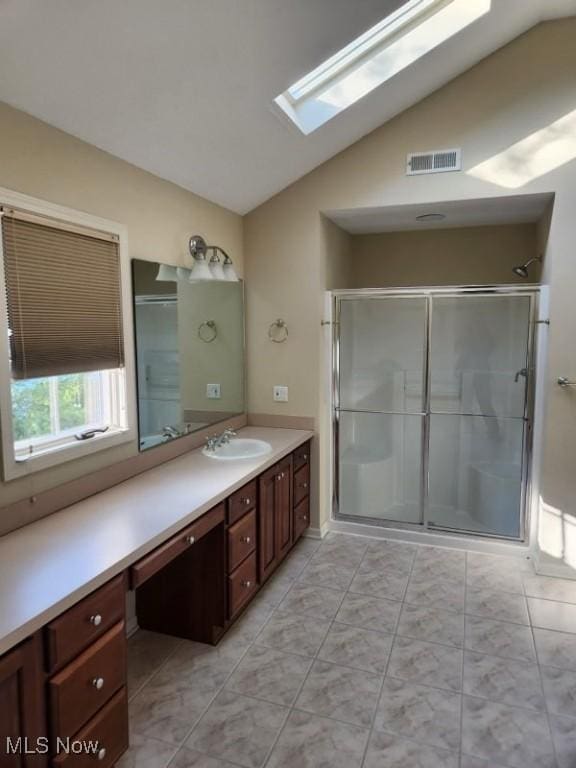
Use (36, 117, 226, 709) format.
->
(241, 536, 251, 544)
(185, 535, 195, 545)
(299, 515, 308, 521)
(92, 677, 105, 690)
(242, 580, 252, 588)
(301, 482, 308, 489)
(243, 498, 251, 506)
(96, 747, 107, 761)
(303, 454, 308, 460)
(89, 614, 102, 627)
(276, 474, 282, 481)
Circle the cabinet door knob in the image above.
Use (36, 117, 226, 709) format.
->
(241, 536, 251, 544)
(243, 498, 251, 505)
(185, 535, 195, 545)
(92, 677, 105, 690)
(242, 580, 252, 588)
(276, 474, 282, 481)
(89, 614, 102, 627)
(96, 747, 107, 761)
(303, 454, 308, 460)
(302, 482, 308, 489)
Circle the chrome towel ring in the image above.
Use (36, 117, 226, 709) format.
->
(269, 318, 288, 343)
(198, 319, 217, 343)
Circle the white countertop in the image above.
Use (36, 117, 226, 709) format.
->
(0, 426, 313, 656)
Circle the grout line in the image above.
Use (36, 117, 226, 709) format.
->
(127, 534, 576, 768)
(359, 541, 420, 768)
(459, 551, 468, 766)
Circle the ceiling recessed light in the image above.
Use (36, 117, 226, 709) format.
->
(415, 213, 446, 222)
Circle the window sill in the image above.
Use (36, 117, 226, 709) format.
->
(3, 427, 136, 482)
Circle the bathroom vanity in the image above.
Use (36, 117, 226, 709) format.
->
(0, 427, 312, 767)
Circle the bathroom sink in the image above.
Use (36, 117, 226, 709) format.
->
(202, 438, 272, 460)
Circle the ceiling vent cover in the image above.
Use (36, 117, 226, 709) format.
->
(407, 148, 462, 175)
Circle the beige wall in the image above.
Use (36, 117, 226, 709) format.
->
(348, 224, 539, 289)
(245, 18, 576, 568)
(0, 101, 243, 513)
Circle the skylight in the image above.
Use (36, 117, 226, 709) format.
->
(274, 0, 491, 135)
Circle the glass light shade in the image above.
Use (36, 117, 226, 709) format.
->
(209, 257, 226, 281)
(189, 257, 213, 282)
(222, 260, 239, 282)
(155, 264, 178, 282)
(177, 267, 191, 280)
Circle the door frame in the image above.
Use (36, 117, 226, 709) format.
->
(331, 284, 540, 544)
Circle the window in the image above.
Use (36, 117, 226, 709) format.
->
(0, 188, 135, 480)
(274, 0, 491, 134)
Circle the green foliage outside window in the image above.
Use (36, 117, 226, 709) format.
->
(11, 374, 87, 442)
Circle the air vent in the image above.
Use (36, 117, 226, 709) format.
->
(407, 148, 462, 175)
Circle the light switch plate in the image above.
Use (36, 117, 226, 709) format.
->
(206, 383, 221, 399)
(273, 385, 288, 402)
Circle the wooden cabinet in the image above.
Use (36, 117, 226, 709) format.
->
(45, 576, 124, 674)
(0, 636, 46, 767)
(292, 441, 311, 544)
(134, 503, 226, 645)
(258, 455, 293, 583)
(0, 436, 312, 768)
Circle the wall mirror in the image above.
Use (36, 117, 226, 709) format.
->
(132, 259, 245, 451)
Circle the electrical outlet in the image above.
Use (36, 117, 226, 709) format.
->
(206, 383, 221, 399)
(273, 385, 288, 402)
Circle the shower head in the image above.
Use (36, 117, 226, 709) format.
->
(513, 264, 529, 278)
(512, 255, 542, 279)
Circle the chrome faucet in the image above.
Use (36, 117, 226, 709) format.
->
(205, 428, 237, 451)
(162, 425, 180, 438)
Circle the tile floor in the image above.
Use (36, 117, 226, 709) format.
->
(119, 533, 576, 768)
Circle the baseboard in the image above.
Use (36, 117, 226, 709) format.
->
(535, 550, 576, 579)
(304, 523, 329, 540)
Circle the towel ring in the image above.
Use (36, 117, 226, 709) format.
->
(268, 318, 288, 343)
(198, 319, 217, 343)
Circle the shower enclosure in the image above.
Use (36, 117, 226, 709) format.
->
(333, 287, 538, 541)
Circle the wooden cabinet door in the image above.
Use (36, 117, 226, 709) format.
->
(0, 636, 46, 767)
(275, 456, 293, 563)
(258, 465, 278, 582)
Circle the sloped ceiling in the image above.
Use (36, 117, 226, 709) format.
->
(0, 0, 574, 213)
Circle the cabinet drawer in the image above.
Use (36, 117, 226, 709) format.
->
(130, 503, 225, 588)
(228, 553, 257, 619)
(293, 464, 310, 507)
(228, 509, 256, 573)
(49, 622, 126, 742)
(227, 480, 257, 526)
(45, 576, 124, 674)
(293, 497, 310, 542)
(293, 442, 310, 471)
(52, 688, 128, 767)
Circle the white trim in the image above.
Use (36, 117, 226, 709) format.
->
(286, 0, 448, 103)
(274, 0, 490, 134)
(303, 524, 329, 540)
(328, 518, 535, 559)
(0, 186, 137, 481)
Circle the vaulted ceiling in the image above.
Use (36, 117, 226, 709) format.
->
(0, 0, 574, 213)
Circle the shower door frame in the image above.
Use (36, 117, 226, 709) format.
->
(332, 285, 540, 543)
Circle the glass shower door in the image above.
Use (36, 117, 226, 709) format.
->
(336, 296, 427, 525)
(427, 294, 532, 538)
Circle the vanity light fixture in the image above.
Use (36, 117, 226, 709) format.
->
(208, 247, 227, 281)
(155, 263, 178, 282)
(188, 235, 239, 282)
